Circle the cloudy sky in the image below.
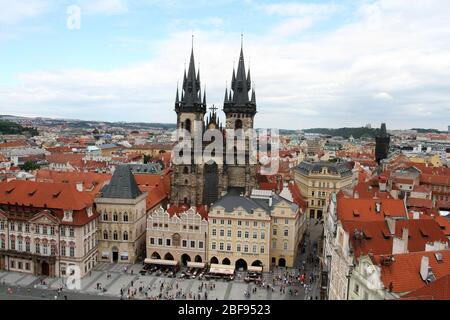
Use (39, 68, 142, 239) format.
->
(0, 0, 450, 130)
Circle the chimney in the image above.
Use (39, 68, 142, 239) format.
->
(420, 256, 429, 282)
(375, 202, 381, 213)
(386, 217, 396, 235)
(76, 182, 83, 192)
(392, 228, 408, 254)
(269, 196, 273, 207)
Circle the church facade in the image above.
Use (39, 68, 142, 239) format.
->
(170, 44, 258, 206)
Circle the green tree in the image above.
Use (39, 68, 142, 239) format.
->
(19, 161, 40, 172)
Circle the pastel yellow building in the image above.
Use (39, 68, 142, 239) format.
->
(294, 161, 355, 219)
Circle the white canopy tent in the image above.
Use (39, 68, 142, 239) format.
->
(209, 264, 235, 275)
(187, 261, 206, 268)
(144, 258, 178, 266)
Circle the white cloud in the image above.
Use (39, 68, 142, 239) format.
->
(0, 0, 50, 24)
(76, 0, 128, 15)
(373, 92, 394, 100)
(270, 18, 315, 37)
(261, 2, 340, 17)
(1, 0, 450, 130)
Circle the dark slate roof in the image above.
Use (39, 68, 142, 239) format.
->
(295, 161, 353, 177)
(211, 189, 269, 213)
(100, 165, 142, 199)
(128, 163, 162, 174)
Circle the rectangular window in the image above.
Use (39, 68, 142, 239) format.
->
(35, 243, 40, 254)
(228, 220, 232, 225)
(284, 229, 289, 237)
(227, 243, 232, 251)
(60, 227, 65, 237)
(150, 237, 155, 245)
(253, 221, 257, 227)
(244, 231, 249, 239)
(253, 232, 257, 239)
(198, 241, 203, 249)
(260, 246, 265, 254)
(237, 244, 241, 252)
(61, 246, 66, 256)
(220, 229, 224, 237)
(252, 245, 257, 253)
(69, 228, 74, 237)
(219, 242, 224, 251)
(227, 230, 232, 237)
(244, 245, 249, 253)
(285, 219, 289, 225)
(158, 238, 163, 246)
(237, 230, 242, 238)
(25, 241, 30, 252)
(182, 240, 187, 247)
(212, 229, 217, 236)
(70, 247, 75, 257)
(212, 219, 216, 224)
(238, 221, 242, 226)
(261, 232, 265, 240)
(166, 239, 171, 246)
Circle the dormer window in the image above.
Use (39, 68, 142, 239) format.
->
(63, 210, 73, 222)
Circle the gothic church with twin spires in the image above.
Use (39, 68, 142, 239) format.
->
(170, 42, 258, 206)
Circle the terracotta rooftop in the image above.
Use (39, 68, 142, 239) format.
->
(337, 198, 407, 222)
(372, 250, 450, 295)
(342, 219, 449, 259)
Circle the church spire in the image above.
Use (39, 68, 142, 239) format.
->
(224, 86, 229, 103)
(178, 38, 203, 110)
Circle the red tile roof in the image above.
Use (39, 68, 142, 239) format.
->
(407, 198, 433, 209)
(420, 174, 450, 186)
(0, 140, 27, 149)
(135, 172, 171, 210)
(337, 198, 407, 222)
(287, 182, 307, 212)
(166, 204, 209, 220)
(372, 250, 450, 294)
(0, 180, 93, 210)
(342, 219, 448, 259)
(0, 180, 96, 226)
(35, 169, 111, 195)
(401, 274, 450, 300)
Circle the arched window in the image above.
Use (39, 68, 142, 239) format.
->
(113, 213, 118, 222)
(123, 213, 128, 222)
(183, 166, 189, 174)
(185, 119, 191, 132)
(123, 231, 128, 241)
(113, 231, 118, 241)
(103, 230, 108, 240)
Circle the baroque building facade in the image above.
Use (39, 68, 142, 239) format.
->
(95, 165, 148, 264)
(0, 180, 98, 278)
(170, 44, 258, 207)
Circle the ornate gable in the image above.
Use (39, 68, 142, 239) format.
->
(29, 210, 60, 225)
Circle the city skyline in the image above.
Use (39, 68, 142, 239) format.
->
(1, 0, 450, 130)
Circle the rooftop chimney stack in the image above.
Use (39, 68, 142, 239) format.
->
(420, 256, 429, 282)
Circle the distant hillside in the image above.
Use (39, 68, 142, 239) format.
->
(0, 121, 38, 136)
(411, 128, 442, 134)
(303, 127, 379, 139)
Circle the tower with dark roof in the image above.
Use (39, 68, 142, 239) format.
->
(95, 165, 148, 264)
(170, 39, 258, 207)
(375, 123, 390, 164)
(223, 40, 257, 130)
(174, 45, 207, 134)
